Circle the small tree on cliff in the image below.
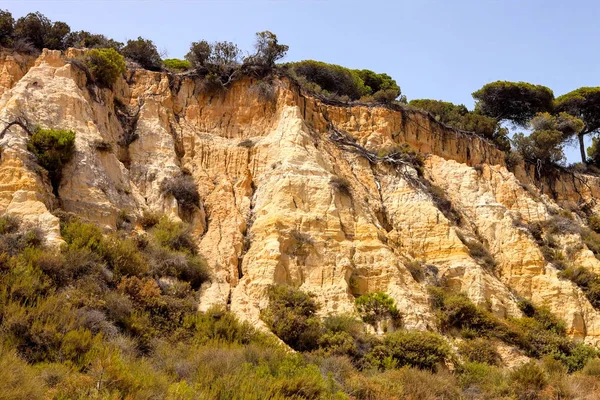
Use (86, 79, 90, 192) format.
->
(27, 127, 76, 194)
(554, 87, 600, 163)
(472, 81, 554, 127)
(512, 112, 583, 168)
(13, 12, 70, 50)
(244, 31, 289, 72)
(0, 9, 14, 46)
(84, 47, 126, 87)
(122, 37, 162, 71)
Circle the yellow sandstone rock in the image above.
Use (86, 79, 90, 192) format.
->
(2, 49, 600, 345)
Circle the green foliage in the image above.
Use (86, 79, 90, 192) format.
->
(286, 60, 371, 100)
(261, 285, 322, 351)
(150, 216, 197, 254)
(185, 39, 242, 87)
(66, 30, 122, 50)
(188, 306, 264, 345)
(122, 36, 162, 71)
(13, 11, 70, 50)
(84, 47, 126, 87)
(472, 80, 554, 126)
(27, 127, 76, 194)
(0, 345, 45, 399)
(512, 129, 565, 166)
(555, 87, 600, 135)
(355, 292, 401, 329)
(369, 330, 452, 371)
(589, 215, 600, 233)
(0, 9, 14, 46)
(245, 30, 289, 71)
(162, 58, 191, 72)
(458, 339, 502, 365)
(409, 98, 497, 137)
(510, 361, 548, 400)
(559, 266, 600, 309)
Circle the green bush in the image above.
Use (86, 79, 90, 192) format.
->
(355, 292, 401, 330)
(162, 58, 191, 72)
(13, 12, 70, 50)
(0, 9, 14, 47)
(510, 361, 548, 400)
(188, 306, 263, 345)
(27, 127, 76, 194)
(261, 285, 322, 351)
(122, 36, 162, 71)
(458, 339, 502, 365)
(0, 345, 45, 400)
(287, 60, 382, 100)
(150, 217, 197, 254)
(409, 98, 498, 139)
(65, 30, 123, 51)
(84, 47, 126, 87)
(559, 266, 600, 309)
(370, 330, 452, 371)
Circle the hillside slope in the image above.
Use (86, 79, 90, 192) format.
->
(3, 48, 600, 347)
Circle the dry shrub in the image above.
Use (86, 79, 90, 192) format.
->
(161, 174, 200, 211)
(330, 176, 352, 198)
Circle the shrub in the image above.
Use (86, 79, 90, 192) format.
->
(27, 127, 76, 194)
(162, 58, 191, 72)
(189, 306, 262, 345)
(559, 266, 600, 309)
(84, 47, 126, 87)
(244, 31, 289, 71)
(589, 216, 600, 233)
(65, 30, 122, 51)
(510, 361, 548, 400)
(0, 9, 14, 46)
(139, 210, 161, 230)
(0, 215, 20, 235)
(146, 244, 209, 290)
(122, 37, 162, 71)
(409, 99, 498, 139)
(457, 233, 496, 270)
(0, 345, 45, 399)
(371, 330, 452, 371)
(428, 184, 461, 224)
(355, 292, 401, 330)
(458, 339, 502, 365)
(261, 285, 322, 351)
(150, 217, 197, 254)
(286, 60, 368, 100)
(329, 176, 352, 198)
(161, 174, 200, 212)
(60, 219, 104, 252)
(13, 12, 70, 50)
(249, 80, 276, 102)
(101, 236, 148, 278)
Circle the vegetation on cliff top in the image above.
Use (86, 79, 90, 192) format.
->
(4, 8, 600, 171)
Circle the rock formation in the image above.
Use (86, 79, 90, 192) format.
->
(3, 48, 600, 344)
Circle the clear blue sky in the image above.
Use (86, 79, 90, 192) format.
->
(4, 0, 599, 162)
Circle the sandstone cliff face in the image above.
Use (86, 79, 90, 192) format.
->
(2, 49, 600, 344)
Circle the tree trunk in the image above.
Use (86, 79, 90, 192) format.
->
(579, 131, 587, 164)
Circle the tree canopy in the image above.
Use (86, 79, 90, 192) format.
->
(555, 87, 600, 163)
(472, 81, 554, 127)
(122, 37, 162, 71)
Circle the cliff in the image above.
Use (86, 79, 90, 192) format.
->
(3, 48, 600, 346)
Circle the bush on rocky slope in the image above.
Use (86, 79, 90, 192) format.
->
(27, 127, 76, 195)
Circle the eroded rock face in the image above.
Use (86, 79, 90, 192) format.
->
(3, 49, 600, 344)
